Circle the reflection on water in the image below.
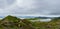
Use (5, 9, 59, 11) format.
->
(39, 19, 51, 22)
(31, 19, 51, 22)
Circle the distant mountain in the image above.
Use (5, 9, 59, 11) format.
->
(0, 16, 4, 18)
(16, 16, 53, 19)
(17, 16, 36, 18)
(17, 16, 59, 19)
(35, 17, 52, 19)
(0, 16, 60, 19)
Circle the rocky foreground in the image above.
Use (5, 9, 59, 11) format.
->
(0, 15, 60, 29)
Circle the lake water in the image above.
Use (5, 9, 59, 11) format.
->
(30, 19, 51, 22)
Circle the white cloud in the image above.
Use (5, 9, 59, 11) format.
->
(0, 0, 60, 16)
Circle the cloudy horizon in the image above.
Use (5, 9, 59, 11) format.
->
(0, 0, 60, 17)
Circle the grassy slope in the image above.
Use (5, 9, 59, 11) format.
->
(0, 15, 60, 29)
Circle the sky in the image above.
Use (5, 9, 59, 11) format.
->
(0, 0, 60, 17)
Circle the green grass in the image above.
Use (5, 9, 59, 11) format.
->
(0, 15, 60, 29)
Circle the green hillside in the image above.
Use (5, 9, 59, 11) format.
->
(0, 15, 60, 29)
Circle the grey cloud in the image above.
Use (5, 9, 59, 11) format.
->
(11, 0, 60, 15)
(6, 0, 15, 5)
(27, 0, 60, 15)
(0, 0, 60, 16)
